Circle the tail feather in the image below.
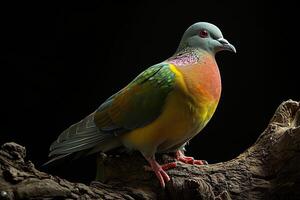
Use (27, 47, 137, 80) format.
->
(46, 112, 120, 165)
(43, 153, 72, 166)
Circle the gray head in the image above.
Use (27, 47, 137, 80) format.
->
(177, 22, 236, 54)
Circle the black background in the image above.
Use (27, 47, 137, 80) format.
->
(1, 1, 299, 183)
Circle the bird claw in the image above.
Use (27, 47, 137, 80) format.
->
(145, 158, 176, 188)
(161, 162, 177, 170)
(144, 151, 207, 188)
(176, 150, 208, 165)
(144, 162, 177, 171)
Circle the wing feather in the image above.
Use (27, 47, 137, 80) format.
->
(47, 63, 176, 164)
(94, 63, 176, 132)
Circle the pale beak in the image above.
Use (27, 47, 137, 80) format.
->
(217, 38, 236, 53)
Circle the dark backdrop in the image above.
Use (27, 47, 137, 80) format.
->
(1, 1, 299, 183)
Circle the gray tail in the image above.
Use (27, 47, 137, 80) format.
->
(44, 112, 121, 166)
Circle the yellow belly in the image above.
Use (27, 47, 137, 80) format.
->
(121, 88, 216, 157)
(120, 64, 219, 157)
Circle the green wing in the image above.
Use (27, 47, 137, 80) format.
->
(46, 63, 176, 163)
(94, 63, 176, 134)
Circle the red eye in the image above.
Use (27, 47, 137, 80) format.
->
(199, 30, 208, 38)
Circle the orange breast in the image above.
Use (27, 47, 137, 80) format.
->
(176, 55, 222, 104)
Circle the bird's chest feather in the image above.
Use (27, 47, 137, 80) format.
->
(163, 63, 221, 138)
(152, 62, 221, 152)
(121, 63, 221, 155)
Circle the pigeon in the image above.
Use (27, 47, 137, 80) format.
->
(47, 22, 236, 188)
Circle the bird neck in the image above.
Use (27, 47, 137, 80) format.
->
(167, 47, 213, 66)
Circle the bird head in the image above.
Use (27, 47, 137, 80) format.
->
(177, 22, 236, 55)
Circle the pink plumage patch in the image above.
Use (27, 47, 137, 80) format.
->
(168, 53, 199, 66)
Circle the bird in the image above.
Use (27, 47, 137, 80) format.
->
(47, 22, 236, 188)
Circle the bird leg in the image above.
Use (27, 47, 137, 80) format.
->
(145, 156, 174, 188)
(175, 150, 208, 165)
(144, 151, 207, 187)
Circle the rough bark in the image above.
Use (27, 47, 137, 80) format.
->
(0, 100, 299, 200)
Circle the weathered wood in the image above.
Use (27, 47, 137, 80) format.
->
(0, 100, 299, 199)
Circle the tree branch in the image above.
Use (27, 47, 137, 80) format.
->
(1, 100, 299, 199)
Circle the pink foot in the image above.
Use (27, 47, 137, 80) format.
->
(176, 150, 208, 165)
(145, 157, 174, 188)
(161, 162, 177, 170)
(144, 161, 177, 171)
